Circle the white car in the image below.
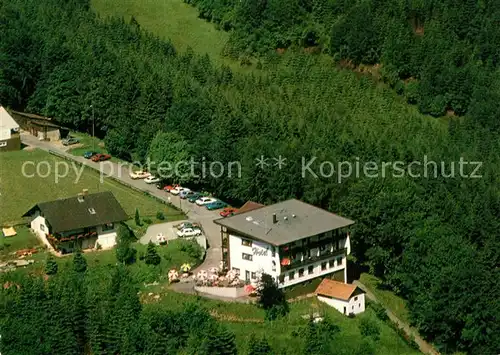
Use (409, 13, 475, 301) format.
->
(144, 175, 161, 184)
(195, 197, 217, 206)
(129, 170, 151, 179)
(170, 186, 189, 195)
(177, 227, 202, 237)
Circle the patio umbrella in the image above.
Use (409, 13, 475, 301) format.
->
(180, 263, 191, 272)
(209, 274, 218, 281)
(244, 284, 256, 293)
(197, 270, 208, 279)
(209, 266, 219, 274)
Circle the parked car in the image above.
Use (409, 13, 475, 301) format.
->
(129, 170, 151, 179)
(83, 151, 97, 159)
(170, 186, 188, 195)
(91, 153, 111, 162)
(206, 200, 228, 210)
(195, 197, 217, 206)
(62, 137, 79, 146)
(175, 221, 200, 230)
(144, 175, 161, 184)
(179, 189, 193, 198)
(164, 184, 180, 192)
(220, 207, 238, 217)
(177, 227, 202, 237)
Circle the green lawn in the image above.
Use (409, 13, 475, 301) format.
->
(150, 293, 420, 354)
(92, 0, 241, 69)
(67, 131, 107, 158)
(0, 226, 43, 259)
(360, 273, 411, 324)
(0, 149, 184, 225)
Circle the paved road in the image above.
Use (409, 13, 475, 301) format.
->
(21, 133, 223, 270)
(354, 280, 439, 355)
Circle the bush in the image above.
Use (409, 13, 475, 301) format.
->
(143, 218, 153, 224)
(369, 301, 389, 322)
(359, 317, 380, 341)
(156, 211, 165, 220)
(178, 239, 204, 260)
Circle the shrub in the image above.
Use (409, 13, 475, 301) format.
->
(143, 218, 153, 224)
(44, 254, 58, 275)
(369, 301, 389, 322)
(156, 211, 165, 220)
(359, 317, 380, 341)
(145, 242, 161, 266)
(135, 208, 141, 226)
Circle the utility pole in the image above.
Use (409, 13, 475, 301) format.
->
(90, 104, 98, 192)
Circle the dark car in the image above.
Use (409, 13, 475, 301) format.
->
(83, 151, 98, 159)
(206, 200, 228, 211)
(91, 153, 111, 162)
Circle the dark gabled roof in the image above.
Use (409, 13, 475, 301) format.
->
(23, 191, 128, 233)
(236, 201, 265, 214)
(214, 199, 354, 246)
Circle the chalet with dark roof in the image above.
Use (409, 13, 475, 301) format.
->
(23, 190, 128, 254)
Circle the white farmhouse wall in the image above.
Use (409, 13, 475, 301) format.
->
(31, 214, 48, 238)
(318, 293, 365, 315)
(30, 214, 52, 249)
(96, 225, 117, 249)
(229, 234, 280, 281)
(347, 293, 365, 314)
(318, 295, 349, 314)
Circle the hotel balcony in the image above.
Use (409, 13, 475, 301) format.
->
(48, 230, 97, 244)
(280, 247, 347, 272)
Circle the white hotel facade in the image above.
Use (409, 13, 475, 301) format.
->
(214, 199, 354, 288)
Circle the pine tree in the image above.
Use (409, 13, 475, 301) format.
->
(257, 273, 289, 320)
(145, 241, 161, 265)
(135, 208, 141, 226)
(45, 254, 58, 275)
(248, 333, 272, 355)
(201, 324, 237, 355)
(73, 250, 87, 273)
(116, 224, 137, 265)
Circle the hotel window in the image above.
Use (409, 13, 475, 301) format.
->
(232, 267, 240, 274)
(308, 265, 314, 274)
(329, 259, 335, 268)
(298, 268, 304, 277)
(40, 224, 45, 231)
(251, 272, 257, 279)
(321, 262, 327, 271)
(354, 296, 358, 301)
(272, 260, 277, 271)
(289, 271, 295, 280)
(242, 239, 252, 247)
(337, 256, 343, 266)
(242, 253, 253, 261)
(272, 246, 276, 257)
(279, 274, 285, 284)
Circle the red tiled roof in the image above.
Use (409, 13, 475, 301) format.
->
(315, 279, 362, 301)
(236, 201, 265, 214)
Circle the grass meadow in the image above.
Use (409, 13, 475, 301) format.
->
(0, 149, 184, 225)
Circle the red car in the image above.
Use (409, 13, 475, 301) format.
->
(164, 184, 180, 192)
(91, 153, 111, 162)
(220, 207, 238, 217)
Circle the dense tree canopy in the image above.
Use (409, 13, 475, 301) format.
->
(1, 0, 499, 353)
(185, 0, 500, 121)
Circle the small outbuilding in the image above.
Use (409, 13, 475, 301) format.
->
(9, 109, 69, 141)
(315, 278, 365, 315)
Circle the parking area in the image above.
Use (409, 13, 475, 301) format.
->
(139, 220, 208, 250)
